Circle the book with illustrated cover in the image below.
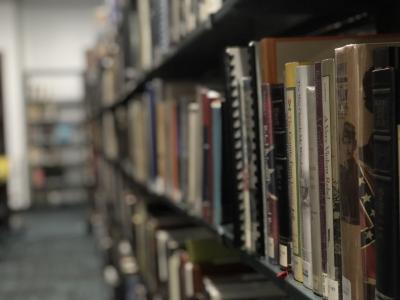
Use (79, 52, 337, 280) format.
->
(284, 62, 303, 283)
(335, 41, 400, 300)
(259, 35, 400, 86)
(372, 46, 400, 300)
(296, 64, 315, 290)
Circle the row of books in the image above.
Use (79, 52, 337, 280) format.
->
(222, 36, 400, 300)
(91, 36, 400, 300)
(85, 0, 224, 111)
(124, 83, 228, 225)
(129, 183, 287, 299)
(145, 0, 223, 68)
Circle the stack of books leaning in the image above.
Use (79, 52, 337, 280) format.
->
(105, 35, 400, 300)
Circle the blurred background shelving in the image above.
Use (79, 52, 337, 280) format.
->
(25, 70, 93, 207)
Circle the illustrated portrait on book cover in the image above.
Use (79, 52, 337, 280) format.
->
(340, 121, 359, 225)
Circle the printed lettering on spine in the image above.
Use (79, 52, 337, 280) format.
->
(284, 62, 303, 282)
(372, 46, 400, 300)
(262, 83, 279, 264)
(315, 62, 327, 296)
(307, 84, 323, 296)
(270, 84, 291, 270)
(296, 64, 314, 289)
(322, 58, 342, 300)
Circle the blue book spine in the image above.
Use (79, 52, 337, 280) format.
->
(148, 87, 158, 181)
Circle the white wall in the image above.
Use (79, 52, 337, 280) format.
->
(21, 0, 102, 99)
(0, 0, 29, 210)
(0, 0, 101, 209)
(21, 0, 101, 71)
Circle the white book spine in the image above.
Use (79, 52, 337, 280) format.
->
(322, 58, 340, 300)
(322, 67, 333, 299)
(308, 85, 323, 295)
(187, 102, 200, 213)
(296, 65, 314, 290)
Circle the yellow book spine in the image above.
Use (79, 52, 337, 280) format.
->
(285, 62, 303, 282)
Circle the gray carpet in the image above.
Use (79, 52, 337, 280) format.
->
(0, 206, 112, 300)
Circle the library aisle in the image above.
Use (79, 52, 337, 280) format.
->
(0, 206, 112, 300)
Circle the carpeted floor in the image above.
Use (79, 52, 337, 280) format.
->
(0, 206, 112, 300)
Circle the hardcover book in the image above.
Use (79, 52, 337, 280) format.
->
(321, 58, 341, 300)
(270, 84, 291, 270)
(335, 42, 400, 300)
(296, 64, 315, 290)
(284, 62, 303, 283)
(307, 85, 323, 296)
(261, 83, 279, 264)
(372, 46, 400, 300)
(315, 62, 327, 297)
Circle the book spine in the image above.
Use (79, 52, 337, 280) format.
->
(248, 42, 266, 255)
(336, 44, 377, 300)
(149, 88, 158, 182)
(372, 66, 399, 300)
(262, 83, 279, 264)
(316, 62, 328, 296)
(284, 62, 303, 282)
(271, 84, 291, 269)
(201, 91, 212, 221)
(171, 101, 180, 199)
(296, 64, 314, 289)
(307, 85, 323, 296)
(179, 100, 189, 202)
(195, 88, 204, 216)
(336, 45, 364, 300)
(211, 100, 222, 226)
(156, 99, 166, 190)
(188, 102, 200, 213)
(223, 48, 245, 247)
(239, 77, 254, 251)
(322, 58, 341, 300)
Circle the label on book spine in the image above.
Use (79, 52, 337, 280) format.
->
(279, 244, 288, 267)
(328, 278, 339, 300)
(268, 237, 275, 259)
(342, 276, 351, 300)
(322, 272, 328, 298)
